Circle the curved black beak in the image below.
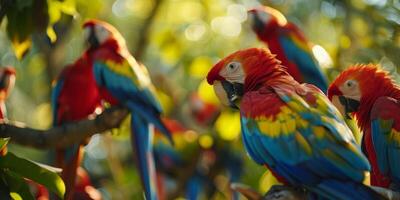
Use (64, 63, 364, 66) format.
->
(221, 80, 244, 109)
(0, 76, 9, 90)
(88, 28, 99, 48)
(338, 96, 360, 119)
(250, 12, 265, 34)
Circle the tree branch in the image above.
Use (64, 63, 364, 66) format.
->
(0, 107, 129, 149)
(133, 0, 163, 60)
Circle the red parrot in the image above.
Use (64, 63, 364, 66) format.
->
(52, 54, 102, 200)
(189, 92, 220, 126)
(82, 19, 173, 200)
(328, 64, 400, 192)
(0, 66, 16, 156)
(0, 67, 16, 121)
(207, 48, 383, 199)
(248, 6, 328, 92)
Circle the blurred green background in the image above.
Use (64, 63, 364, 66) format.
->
(0, 0, 399, 199)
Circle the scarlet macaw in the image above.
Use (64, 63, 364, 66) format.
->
(52, 54, 102, 199)
(248, 6, 328, 92)
(0, 66, 16, 156)
(0, 67, 16, 121)
(82, 19, 173, 200)
(206, 48, 383, 199)
(328, 64, 400, 192)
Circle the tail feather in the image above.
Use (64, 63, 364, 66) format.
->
(126, 102, 174, 145)
(130, 113, 158, 200)
(56, 145, 84, 200)
(186, 175, 203, 200)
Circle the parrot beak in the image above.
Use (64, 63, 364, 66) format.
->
(248, 10, 265, 34)
(214, 80, 243, 109)
(87, 27, 100, 48)
(0, 76, 8, 90)
(338, 96, 360, 118)
(331, 95, 360, 119)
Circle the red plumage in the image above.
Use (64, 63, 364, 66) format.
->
(328, 64, 400, 188)
(54, 53, 102, 200)
(248, 7, 305, 82)
(0, 67, 16, 120)
(55, 54, 101, 123)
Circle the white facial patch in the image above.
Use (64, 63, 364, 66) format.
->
(256, 11, 271, 24)
(83, 27, 91, 42)
(213, 81, 230, 107)
(219, 61, 245, 84)
(94, 25, 111, 44)
(339, 80, 361, 101)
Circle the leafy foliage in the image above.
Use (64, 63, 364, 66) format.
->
(0, 137, 65, 199)
(1, 0, 76, 59)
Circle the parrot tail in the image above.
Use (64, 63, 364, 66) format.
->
(55, 145, 84, 200)
(186, 175, 203, 200)
(130, 113, 158, 200)
(125, 102, 174, 146)
(313, 179, 386, 200)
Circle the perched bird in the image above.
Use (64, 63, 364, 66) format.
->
(0, 67, 16, 121)
(52, 55, 102, 200)
(0, 66, 16, 156)
(328, 64, 400, 192)
(82, 19, 173, 200)
(248, 6, 328, 92)
(206, 48, 383, 199)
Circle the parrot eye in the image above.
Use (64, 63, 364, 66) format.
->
(227, 62, 241, 71)
(345, 80, 357, 88)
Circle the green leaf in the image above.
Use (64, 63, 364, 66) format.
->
(0, 153, 65, 198)
(3, 170, 34, 200)
(0, 138, 10, 151)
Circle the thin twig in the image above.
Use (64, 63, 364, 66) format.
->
(133, 0, 163, 60)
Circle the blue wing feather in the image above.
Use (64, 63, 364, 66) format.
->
(371, 97, 400, 187)
(240, 88, 381, 199)
(279, 36, 328, 92)
(51, 77, 64, 126)
(93, 62, 173, 144)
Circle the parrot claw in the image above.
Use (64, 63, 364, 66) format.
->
(264, 185, 307, 200)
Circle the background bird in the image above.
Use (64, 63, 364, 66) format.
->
(52, 54, 102, 200)
(0, 66, 16, 156)
(0, 67, 16, 122)
(248, 6, 328, 92)
(206, 48, 383, 199)
(82, 19, 173, 200)
(328, 64, 400, 193)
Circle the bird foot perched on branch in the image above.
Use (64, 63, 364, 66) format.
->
(231, 183, 306, 200)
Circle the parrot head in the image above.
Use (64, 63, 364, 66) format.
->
(207, 48, 284, 109)
(328, 64, 396, 124)
(248, 6, 287, 39)
(83, 19, 126, 50)
(0, 67, 16, 100)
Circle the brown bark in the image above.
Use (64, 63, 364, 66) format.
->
(0, 106, 129, 149)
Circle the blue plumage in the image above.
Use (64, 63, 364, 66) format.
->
(279, 36, 328, 92)
(240, 86, 382, 199)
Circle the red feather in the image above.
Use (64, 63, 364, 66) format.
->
(55, 54, 102, 199)
(329, 64, 400, 188)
